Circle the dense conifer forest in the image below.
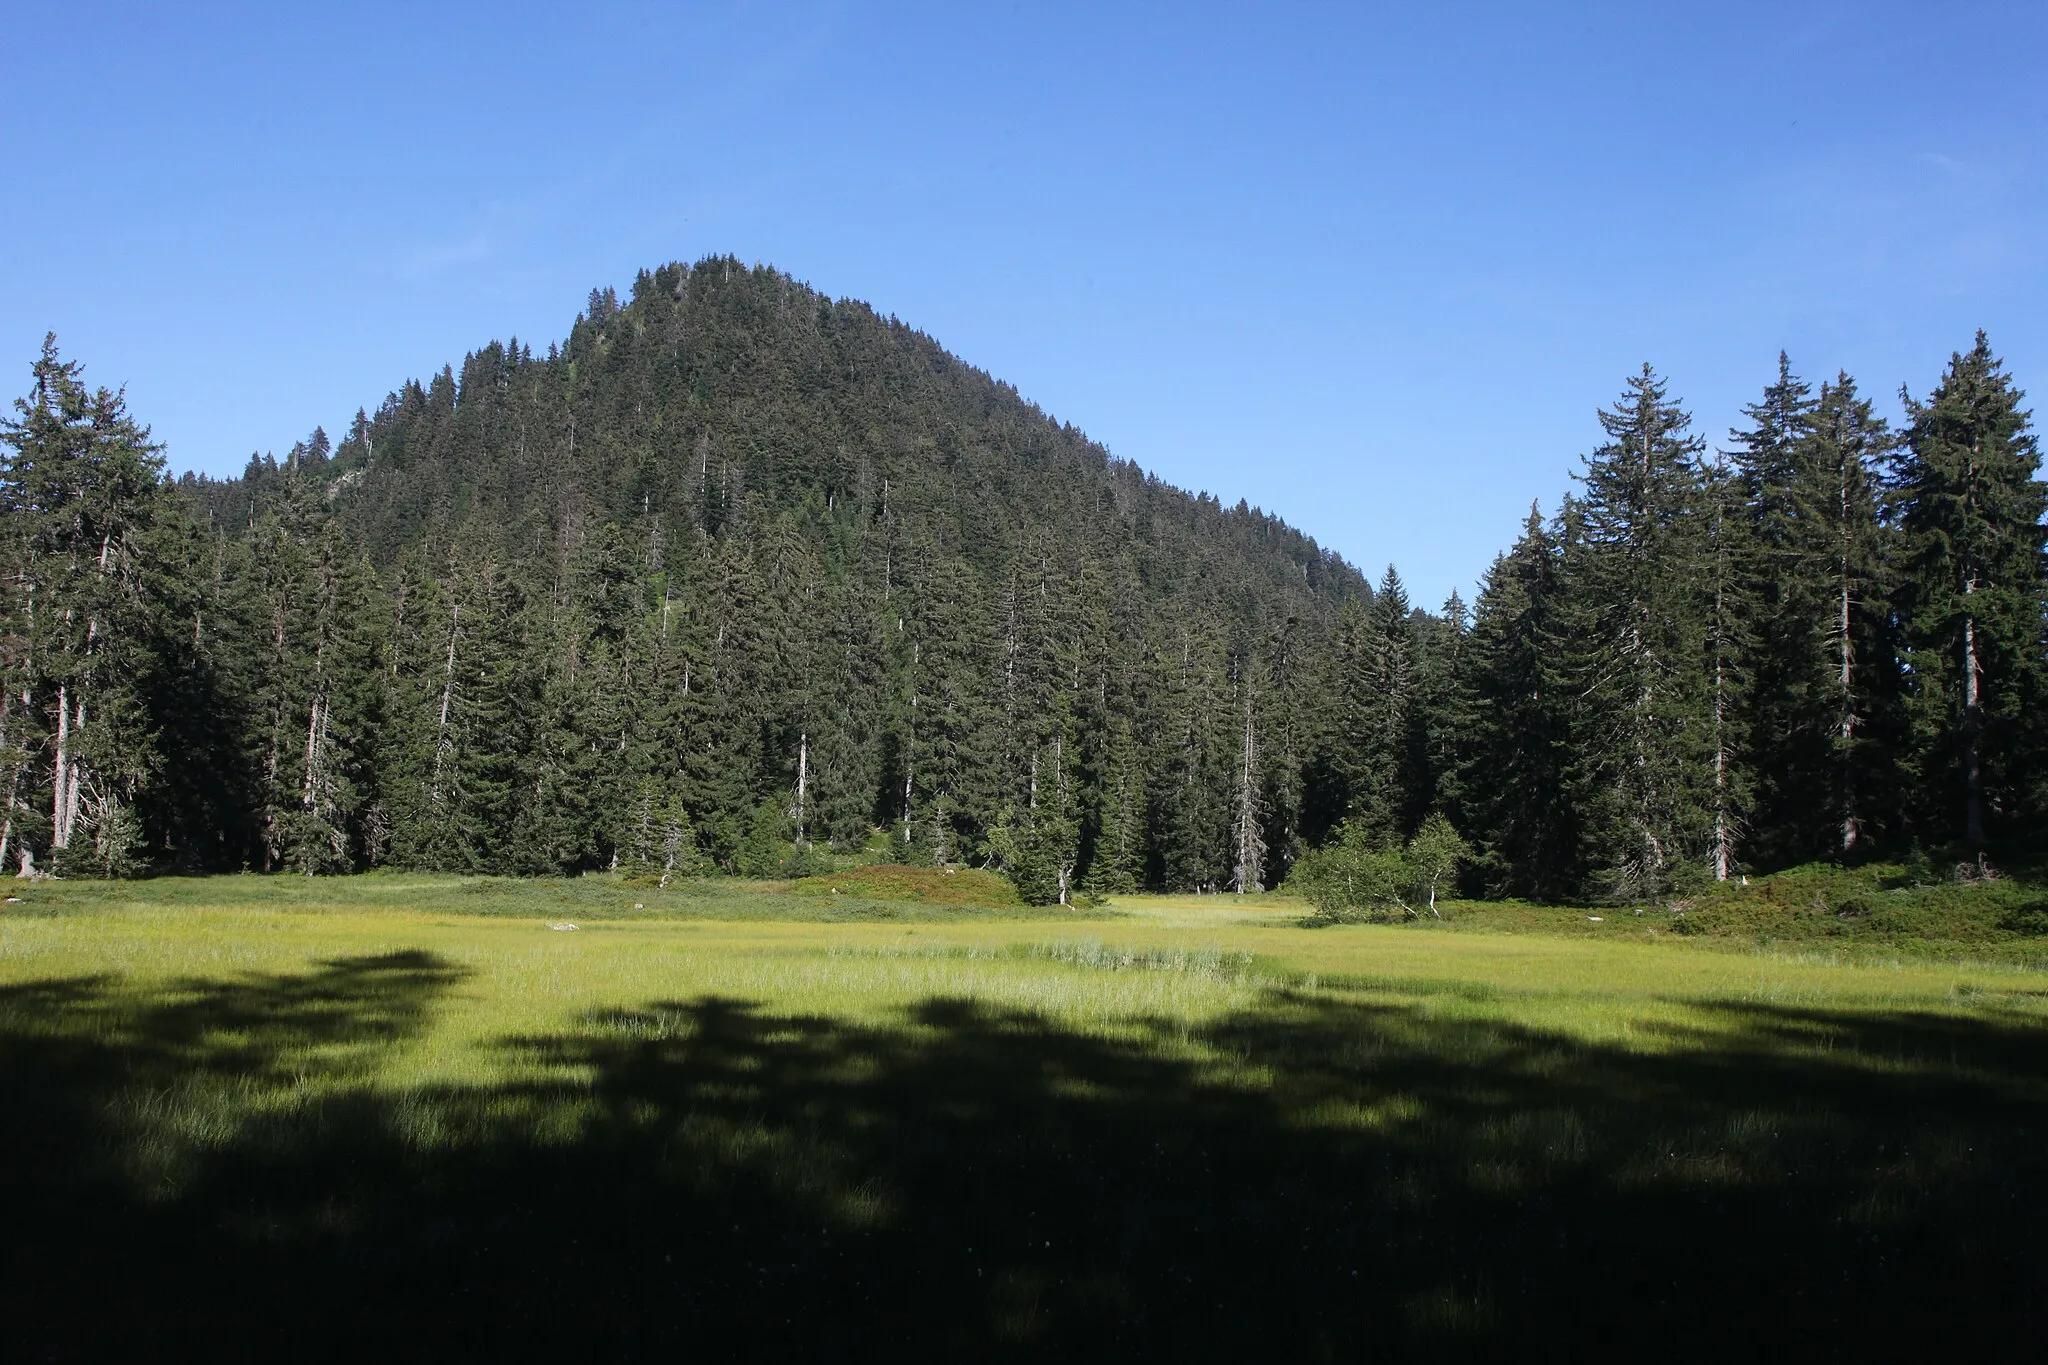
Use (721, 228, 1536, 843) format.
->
(3, 257, 2043, 899)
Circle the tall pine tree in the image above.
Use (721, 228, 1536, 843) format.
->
(0, 337, 185, 876)
(1564, 367, 1714, 899)
(1457, 506, 1580, 898)
(1890, 333, 2046, 852)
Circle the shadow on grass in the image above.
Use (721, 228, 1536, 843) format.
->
(3, 956, 2046, 1359)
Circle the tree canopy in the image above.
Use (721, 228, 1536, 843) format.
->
(5, 263, 2043, 897)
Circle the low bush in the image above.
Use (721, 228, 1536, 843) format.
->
(1287, 815, 1469, 924)
(1645, 860, 2048, 958)
(790, 864, 1024, 908)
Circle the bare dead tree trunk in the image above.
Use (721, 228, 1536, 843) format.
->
(1837, 549, 1858, 854)
(301, 629, 329, 820)
(51, 681, 72, 850)
(1710, 519, 1736, 883)
(4, 582, 29, 871)
(429, 602, 461, 810)
(0, 688, 15, 872)
(301, 694, 324, 811)
(64, 693, 84, 850)
(1053, 733, 1073, 906)
(902, 641, 917, 845)
(795, 731, 808, 845)
(1961, 585, 1984, 851)
(1232, 682, 1265, 894)
(259, 604, 289, 869)
(1712, 649, 1731, 883)
(1624, 608, 1664, 896)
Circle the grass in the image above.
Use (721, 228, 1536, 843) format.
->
(3, 872, 2046, 1356)
(1427, 860, 2048, 966)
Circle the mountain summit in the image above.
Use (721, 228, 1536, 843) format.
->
(165, 257, 1406, 888)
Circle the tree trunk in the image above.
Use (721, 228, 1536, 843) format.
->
(1710, 535, 1735, 883)
(1961, 594, 1984, 850)
(1712, 653, 1731, 883)
(302, 616, 328, 818)
(51, 682, 72, 850)
(1233, 684, 1264, 894)
(795, 731, 808, 845)
(1626, 611, 1663, 894)
(429, 603, 461, 809)
(0, 687, 15, 872)
(1837, 562, 1858, 854)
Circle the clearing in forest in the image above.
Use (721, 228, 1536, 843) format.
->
(2, 875, 2044, 1356)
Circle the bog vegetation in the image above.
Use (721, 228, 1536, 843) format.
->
(3, 257, 2043, 908)
(3, 875, 2046, 1355)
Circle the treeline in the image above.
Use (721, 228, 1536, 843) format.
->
(1, 259, 2042, 900)
(1457, 350, 2044, 898)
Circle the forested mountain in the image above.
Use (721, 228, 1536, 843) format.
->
(3, 257, 2043, 898)
(7, 259, 1428, 891)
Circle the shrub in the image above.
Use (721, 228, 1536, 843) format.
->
(1288, 816, 1469, 923)
(782, 842, 837, 879)
(789, 864, 1023, 908)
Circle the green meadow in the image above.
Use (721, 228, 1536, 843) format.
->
(5, 874, 2046, 1357)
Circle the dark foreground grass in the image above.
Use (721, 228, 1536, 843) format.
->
(5, 941, 2047, 1359)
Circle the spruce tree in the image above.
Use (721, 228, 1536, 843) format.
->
(1889, 333, 2047, 852)
(1229, 659, 1267, 894)
(1700, 460, 1755, 881)
(676, 531, 769, 865)
(1413, 588, 1469, 830)
(388, 543, 525, 870)
(1800, 373, 1901, 856)
(1730, 358, 1901, 865)
(1457, 506, 1579, 898)
(1565, 367, 1714, 899)
(0, 337, 183, 876)
(1147, 620, 1233, 891)
(1727, 356, 1815, 866)
(893, 548, 997, 865)
(282, 527, 383, 872)
(1082, 720, 1145, 893)
(1334, 566, 1422, 843)
(810, 592, 886, 851)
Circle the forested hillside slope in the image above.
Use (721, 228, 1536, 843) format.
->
(11, 259, 1453, 892)
(3, 258, 2042, 899)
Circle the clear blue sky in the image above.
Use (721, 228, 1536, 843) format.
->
(5, 2, 2044, 606)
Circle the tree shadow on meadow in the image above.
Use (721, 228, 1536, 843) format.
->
(3, 954, 2046, 1361)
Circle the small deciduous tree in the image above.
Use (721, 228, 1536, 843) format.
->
(1288, 815, 1469, 922)
(1287, 822, 1408, 922)
(1405, 812, 1469, 916)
